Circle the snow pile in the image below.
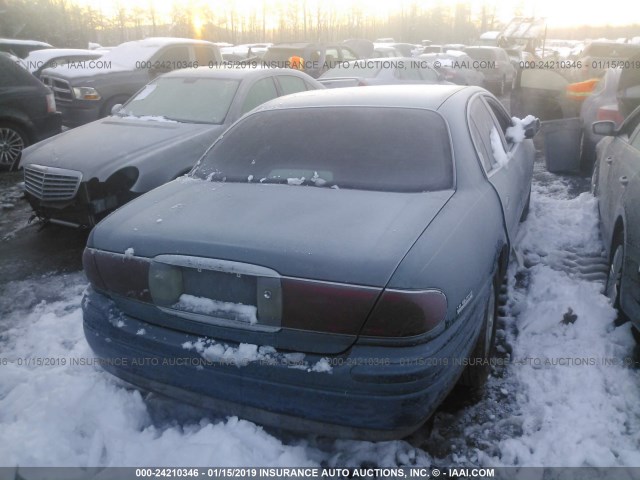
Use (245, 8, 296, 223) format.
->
(492, 175, 640, 467)
(0, 279, 429, 466)
(182, 337, 332, 373)
(506, 115, 537, 144)
(490, 127, 510, 166)
(174, 294, 258, 325)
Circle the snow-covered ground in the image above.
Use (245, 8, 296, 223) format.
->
(1, 164, 639, 467)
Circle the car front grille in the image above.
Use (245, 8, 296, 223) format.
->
(40, 75, 73, 102)
(24, 164, 82, 201)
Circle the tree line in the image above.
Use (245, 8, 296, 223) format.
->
(0, 0, 638, 49)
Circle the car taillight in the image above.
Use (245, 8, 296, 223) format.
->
(361, 289, 447, 337)
(597, 104, 624, 126)
(45, 93, 56, 113)
(357, 80, 369, 87)
(280, 278, 379, 335)
(84, 248, 151, 302)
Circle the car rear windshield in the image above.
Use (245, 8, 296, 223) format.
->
(119, 76, 239, 124)
(193, 106, 454, 192)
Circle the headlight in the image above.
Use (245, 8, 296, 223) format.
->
(149, 262, 183, 306)
(72, 86, 101, 100)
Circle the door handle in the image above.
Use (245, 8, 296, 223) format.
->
(605, 156, 614, 164)
(620, 175, 629, 186)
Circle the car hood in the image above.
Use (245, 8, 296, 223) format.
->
(21, 117, 221, 188)
(90, 179, 454, 287)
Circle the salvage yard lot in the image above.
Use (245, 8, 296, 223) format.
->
(1, 154, 639, 468)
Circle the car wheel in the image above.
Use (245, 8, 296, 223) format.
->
(606, 237, 629, 324)
(460, 276, 498, 388)
(0, 122, 29, 170)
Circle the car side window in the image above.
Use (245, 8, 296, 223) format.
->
(398, 64, 422, 81)
(277, 75, 308, 95)
(419, 67, 439, 82)
(484, 97, 512, 147)
(153, 46, 190, 70)
(469, 118, 494, 172)
(630, 124, 640, 151)
(469, 98, 504, 171)
(194, 46, 219, 66)
(241, 77, 278, 115)
(341, 47, 358, 61)
(325, 48, 339, 67)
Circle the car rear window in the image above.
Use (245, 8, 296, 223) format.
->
(464, 48, 495, 61)
(193, 107, 453, 192)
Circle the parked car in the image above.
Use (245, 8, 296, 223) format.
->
(0, 54, 61, 169)
(81, 85, 537, 439)
(0, 38, 53, 58)
(23, 48, 106, 78)
(464, 46, 516, 95)
(591, 105, 640, 341)
(20, 67, 322, 227)
(577, 41, 640, 81)
(262, 43, 360, 78)
(39, 37, 222, 128)
(373, 42, 421, 57)
(318, 58, 446, 88)
(372, 46, 400, 58)
(419, 52, 485, 87)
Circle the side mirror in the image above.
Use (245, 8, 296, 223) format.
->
(524, 118, 541, 139)
(592, 121, 616, 136)
(111, 104, 123, 115)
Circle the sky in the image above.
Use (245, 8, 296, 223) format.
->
(87, 0, 638, 29)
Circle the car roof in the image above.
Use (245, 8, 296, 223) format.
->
(161, 66, 310, 80)
(118, 37, 216, 48)
(0, 38, 53, 47)
(255, 84, 466, 111)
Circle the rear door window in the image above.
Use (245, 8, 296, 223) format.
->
(241, 77, 278, 114)
(276, 75, 308, 95)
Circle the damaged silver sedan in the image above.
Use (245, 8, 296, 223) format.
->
(19, 67, 322, 227)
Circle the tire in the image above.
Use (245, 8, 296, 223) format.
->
(0, 122, 29, 170)
(605, 235, 630, 326)
(460, 276, 499, 388)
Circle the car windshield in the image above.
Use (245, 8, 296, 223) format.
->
(321, 61, 382, 78)
(193, 106, 454, 192)
(118, 76, 240, 124)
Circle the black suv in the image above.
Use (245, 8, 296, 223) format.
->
(0, 54, 61, 169)
(39, 37, 222, 128)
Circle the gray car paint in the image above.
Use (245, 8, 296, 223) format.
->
(87, 85, 534, 351)
(594, 107, 640, 326)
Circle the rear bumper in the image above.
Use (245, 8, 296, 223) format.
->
(82, 287, 480, 439)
